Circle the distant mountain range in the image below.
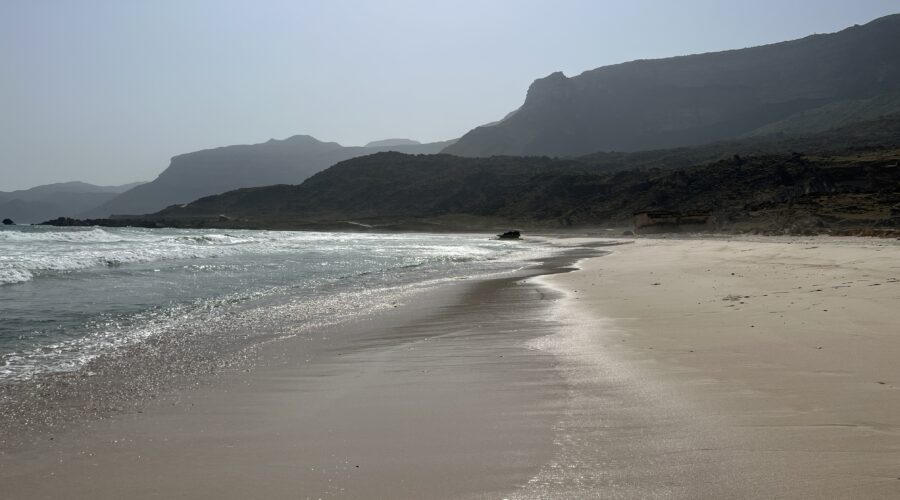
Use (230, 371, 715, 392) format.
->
(0, 181, 144, 224)
(117, 112, 900, 234)
(444, 14, 900, 157)
(85, 136, 456, 218)
(364, 138, 422, 147)
(28, 13, 900, 235)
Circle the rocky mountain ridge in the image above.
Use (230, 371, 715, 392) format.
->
(60, 113, 900, 235)
(86, 136, 456, 217)
(444, 14, 900, 157)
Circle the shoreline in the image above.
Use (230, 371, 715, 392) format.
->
(0, 231, 565, 447)
(5, 234, 899, 498)
(0, 242, 607, 499)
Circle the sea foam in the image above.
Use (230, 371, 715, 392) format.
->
(0, 227, 553, 381)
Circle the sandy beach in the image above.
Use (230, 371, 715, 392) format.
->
(3, 236, 900, 499)
(0, 247, 600, 499)
(526, 235, 900, 498)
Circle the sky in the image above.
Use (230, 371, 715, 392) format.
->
(1, 0, 898, 190)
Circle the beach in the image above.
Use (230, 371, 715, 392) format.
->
(0, 242, 601, 499)
(3, 235, 900, 498)
(527, 235, 900, 498)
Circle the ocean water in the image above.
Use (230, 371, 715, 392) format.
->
(0, 226, 549, 382)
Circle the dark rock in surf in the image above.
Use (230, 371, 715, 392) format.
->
(2, 218, 14, 225)
(498, 230, 521, 240)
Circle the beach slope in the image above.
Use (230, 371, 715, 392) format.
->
(526, 236, 900, 498)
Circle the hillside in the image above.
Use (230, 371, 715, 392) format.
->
(0, 181, 143, 224)
(102, 113, 900, 235)
(86, 136, 456, 218)
(444, 14, 900, 158)
(742, 91, 900, 137)
(152, 154, 578, 220)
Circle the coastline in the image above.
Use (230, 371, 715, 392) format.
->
(5, 234, 900, 498)
(0, 242, 607, 499)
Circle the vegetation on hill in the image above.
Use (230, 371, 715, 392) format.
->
(87, 113, 899, 236)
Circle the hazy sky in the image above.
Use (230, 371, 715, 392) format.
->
(1, 1, 898, 190)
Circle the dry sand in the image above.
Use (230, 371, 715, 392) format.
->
(523, 235, 900, 498)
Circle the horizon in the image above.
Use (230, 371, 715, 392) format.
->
(2, 1, 898, 191)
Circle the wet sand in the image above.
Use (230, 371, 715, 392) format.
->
(0, 248, 601, 499)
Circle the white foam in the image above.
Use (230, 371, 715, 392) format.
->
(0, 228, 562, 379)
(0, 227, 543, 285)
(0, 267, 33, 285)
(0, 227, 129, 243)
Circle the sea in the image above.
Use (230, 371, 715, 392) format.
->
(0, 226, 551, 383)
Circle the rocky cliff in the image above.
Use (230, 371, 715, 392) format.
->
(444, 14, 900, 157)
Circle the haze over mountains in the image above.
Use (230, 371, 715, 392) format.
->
(85, 137, 456, 218)
(18, 13, 900, 234)
(0, 182, 143, 224)
(135, 112, 900, 234)
(444, 14, 900, 157)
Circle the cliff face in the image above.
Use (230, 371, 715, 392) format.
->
(444, 14, 900, 157)
(87, 136, 456, 217)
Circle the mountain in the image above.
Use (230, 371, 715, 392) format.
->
(87, 136, 457, 217)
(117, 113, 900, 234)
(364, 139, 421, 147)
(161, 154, 569, 220)
(741, 91, 900, 138)
(0, 181, 144, 224)
(444, 14, 900, 158)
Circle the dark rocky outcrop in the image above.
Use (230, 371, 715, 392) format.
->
(39, 217, 166, 228)
(497, 230, 521, 240)
(2, 218, 14, 225)
(444, 14, 900, 158)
